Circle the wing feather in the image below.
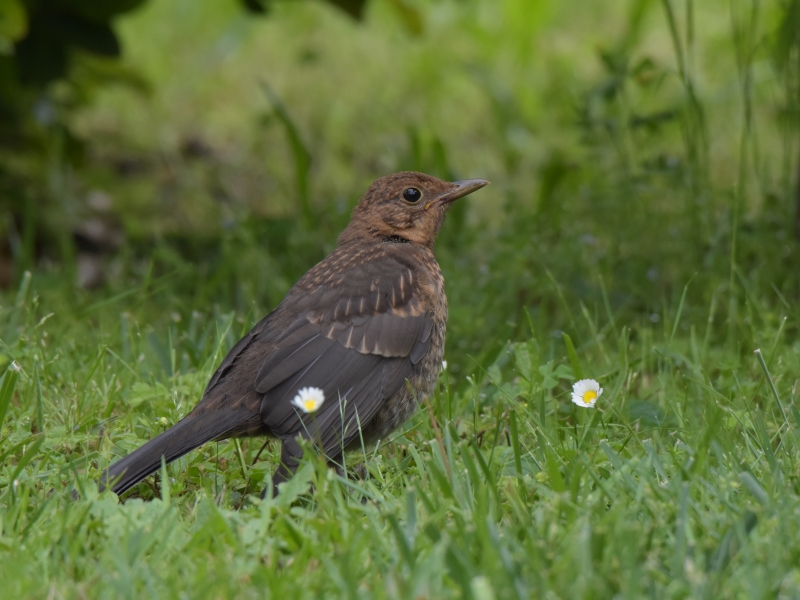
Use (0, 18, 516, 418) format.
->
(201, 253, 436, 463)
(203, 314, 272, 395)
(253, 261, 433, 456)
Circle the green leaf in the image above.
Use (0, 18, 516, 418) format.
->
(273, 461, 313, 507)
(626, 399, 669, 427)
(513, 343, 532, 381)
(545, 446, 566, 492)
(8, 434, 45, 483)
(538, 363, 558, 389)
(0, 365, 19, 434)
(554, 364, 573, 380)
(0, 0, 28, 44)
(562, 332, 584, 380)
(739, 472, 769, 506)
(509, 411, 523, 478)
(260, 82, 312, 222)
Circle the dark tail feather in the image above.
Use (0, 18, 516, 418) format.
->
(101, 410, 254, 496)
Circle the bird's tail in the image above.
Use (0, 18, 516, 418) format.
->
(100, 409, 254, 496)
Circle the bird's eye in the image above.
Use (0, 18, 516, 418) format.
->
(402, 188, 422, 203)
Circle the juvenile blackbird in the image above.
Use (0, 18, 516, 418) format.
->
(101, 172, 488, 498)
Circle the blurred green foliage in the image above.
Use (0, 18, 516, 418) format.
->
(0, 0, 370, 277)
(0, 0, 146, 276)
(1, 0, 798, 370)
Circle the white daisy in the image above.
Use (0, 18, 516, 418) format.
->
(291, 386, 325, 413)
(571, 379, 602, 408)
(441, 360, 448, 372)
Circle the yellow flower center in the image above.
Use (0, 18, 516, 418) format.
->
(582, 390, 597, 404)
(303, 399, 318, 411)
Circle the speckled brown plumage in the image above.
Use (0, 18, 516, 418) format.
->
(100, 172, 488, 498)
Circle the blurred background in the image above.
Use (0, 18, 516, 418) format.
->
(1, 0, 799, 373)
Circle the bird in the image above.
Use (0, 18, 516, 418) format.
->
(99, 171, 489, 498)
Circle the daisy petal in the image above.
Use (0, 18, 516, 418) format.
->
(571, 378, 602, 409)
(291, 386, 326, 413)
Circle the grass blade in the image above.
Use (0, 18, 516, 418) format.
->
(0, 364, 20, 434)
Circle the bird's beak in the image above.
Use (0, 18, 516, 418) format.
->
(425, 179, 490, 210)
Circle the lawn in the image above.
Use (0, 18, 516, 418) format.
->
(2, 0, 800, 597)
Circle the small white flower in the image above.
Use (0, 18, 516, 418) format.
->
(291, 386, 325, 413)
(571, 379, 602, 408)
(441, 360, 448, 372)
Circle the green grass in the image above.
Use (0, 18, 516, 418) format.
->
(2, 254, 800, 598)
(4, 0, 800, 597)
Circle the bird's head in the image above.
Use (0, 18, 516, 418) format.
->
(340, 172, 489, 247)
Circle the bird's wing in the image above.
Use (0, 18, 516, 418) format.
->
(255, 261, 434, 457)
(203, 313, 273, 396)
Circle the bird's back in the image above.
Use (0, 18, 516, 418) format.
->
(191, 239, 446, 443)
